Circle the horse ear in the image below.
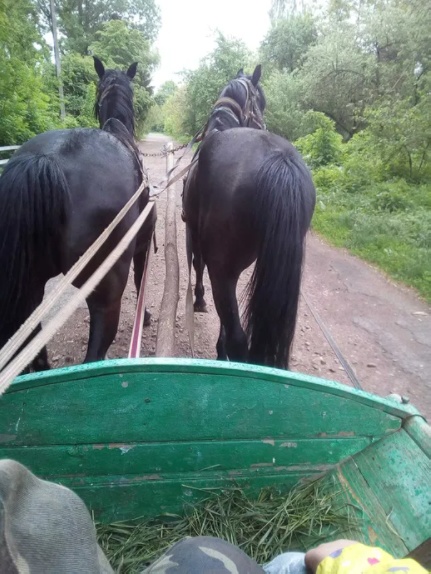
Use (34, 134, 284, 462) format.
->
(236, 68, 244, 78)
(127, 62, 138, 80)
(251, 64, 262, 86)
(93, 56, 105, 80)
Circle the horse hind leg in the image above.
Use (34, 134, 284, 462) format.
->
(84, 260, 129, 362)
(209, 268, 248, 363)
(187, 226, 207, 313)
(216, 324, 227, 360)
(133, 208, 156, 326)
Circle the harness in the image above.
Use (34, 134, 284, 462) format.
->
(208, 78, 266, 133)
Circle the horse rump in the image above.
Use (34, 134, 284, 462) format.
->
(0, 153, 70, 347)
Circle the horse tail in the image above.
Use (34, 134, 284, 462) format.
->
(0, 153, 70, 340)
(244, 151, 315, 369)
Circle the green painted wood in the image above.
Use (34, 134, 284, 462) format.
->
(322, 429, 431, 557)
(352, 429, 431, 550)
(0, 438, 371, 478)
(0, 358, 429, 551)
(322, 459, 410, 557)
(6, 359, 420, 419)
(404, 416, 431, 458)
(52, 472, 318, 523)
(0, 361, 402, 447)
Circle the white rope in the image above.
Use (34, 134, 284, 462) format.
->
(0, 200, 155, 394)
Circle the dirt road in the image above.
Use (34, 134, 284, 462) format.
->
(45, 133, 431, 419)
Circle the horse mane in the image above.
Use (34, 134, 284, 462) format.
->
(94, 68, 142, 171)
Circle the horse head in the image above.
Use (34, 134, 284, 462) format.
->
(93, 56, 138, 137)
(204, 65, 266, 134)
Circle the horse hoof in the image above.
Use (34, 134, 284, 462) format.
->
(144, 309, 152, 326)
(194, 302, 208, 313)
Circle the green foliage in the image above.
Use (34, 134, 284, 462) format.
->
(296, 115, 343, 168)
(312, 165, 431, 301)
(364, 88, 431, 181)
(154, 81, 178, 107)
(181, 34, 252, 135)
(61, 53, 97, 127)
(263, 70, 307, 141)
(260, 13, 317, 73)
(0, 0, 58, 144)
(163, 87, 189, 141)
(142, 103, 164, 133)
(36, 0, 161, 54)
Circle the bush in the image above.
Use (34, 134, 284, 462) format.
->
(296, 114, 343, 169)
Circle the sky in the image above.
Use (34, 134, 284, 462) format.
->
(152, 0, 272, 89)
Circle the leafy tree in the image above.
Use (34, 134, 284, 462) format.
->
(36, 0, 160, 54)
(163, 87, 189, 140)
(0, 0, 57, 144)
(182, 34, 252, 135)
(364, 82, 431, 181)
(263, 70, 305, 140)
(61, 53, 97, 126)
(299, 24, 375, 139)
(260, 13, 317, 73)
(154, 81, 178, 106)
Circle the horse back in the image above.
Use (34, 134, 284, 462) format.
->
(17, 128, 143, 274)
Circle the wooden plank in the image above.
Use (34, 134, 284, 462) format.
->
(0, 370, 402, 446)
(53, 472, 318, 523)
(156, 143, 179, 357)
(332, 456, 410, 556)
(321, 429, 431, 557)
(0, 437, 371, 478)
(352, 429, 431, 551)
(6, 359, 419, 420)
(404, 416, 431, 457)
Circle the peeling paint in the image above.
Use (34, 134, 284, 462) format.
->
(251, 462, 273, 469)
(108, 443, 135, 450)
(0, 434, 17, 443)
(120, 446, 134, 455)
(121, 381, 129, 388)
(125, 474, 162, 482)
(318, 431, 355, 438)
(262, 439, 275, 446)
(280, 441, 298, 448)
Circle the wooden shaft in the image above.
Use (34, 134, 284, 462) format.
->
(156, 143, 180, 357)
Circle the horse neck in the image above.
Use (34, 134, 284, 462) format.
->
(103, 104, 135, 139)
(205, 103, 243, 134)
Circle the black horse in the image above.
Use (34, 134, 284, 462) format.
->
(183, 66, 316, 368)
(0, 57, 155, 371)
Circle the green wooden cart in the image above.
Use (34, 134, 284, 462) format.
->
(0, 358, 429, 565)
